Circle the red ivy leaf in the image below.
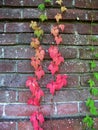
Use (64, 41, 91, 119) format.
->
(48, 61, 59, 75)
(37, 112, 45, 124)
(47, 81, 57, 95)
(53, 53, 64, 65)
(51, 26, 59, 37)
(55, 35, 62, 45)
(58, 24, 65, 32)
(35, 66, 45, 79)
(48, 45, 58, 59)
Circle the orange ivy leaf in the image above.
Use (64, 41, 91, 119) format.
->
(51, 26, 59, 37)
(58, 24, 65, 32)
(54, 35, 62, 45)
(55, 13, 62, 23)
(61, 6, 67, 13)
(35, 46, 45, 61)
(31, 57, 41, 69)
(30, 38, 40, 49)
(55, 0, 63, 5)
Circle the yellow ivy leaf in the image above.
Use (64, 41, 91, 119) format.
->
(56, 0, 63, 5)
(30, 21, 38, 30)
(55, 13, 62, 23)
(61, 6, 67, 13)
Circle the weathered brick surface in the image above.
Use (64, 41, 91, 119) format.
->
(0, 0, 98, 129)
(0, 122, 16, 130)
(0, 90, 16, 102)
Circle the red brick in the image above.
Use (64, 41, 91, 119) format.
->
(6, 22, 31, 32)
(0, 34, 17, 45)
(76, 23, 98, 34)
(0, 8, 21, 19)
(0, 122, 16, 130)
(18, 121, 33, 130)
(0, 91, 16, 102)
(57, 103, 78, 115)
(5, 104, 55, 116)
(17, 60, 89, 73)
(80, 48, 98, 59)
(43, 119, 83, 130)
(75, 0, 98, 9)
(0, 74, 31, 87)
(0, 105, 3, 116)
(0, 23, 4, 32)
(0, 60, 16, 72)
(44, 89, 90, 103)
(4, 0, 22, 6)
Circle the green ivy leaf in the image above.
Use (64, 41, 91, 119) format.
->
(39, 14, 48, 22)
(91, 87, 98, 96)
(86, 98, 95, 108)
(38, 3, 45, 11)
(44, 0, 51, 3)
(95, 53, 98, 58)
(88, 79, 95, 88)
(90, 47, 95, 51)
(83, 115, 94, 128)
(90, 61, 96, 69)
(94, 72, 98, 80)
(34, 29, 44, 38)
(90, 106, 97, 115)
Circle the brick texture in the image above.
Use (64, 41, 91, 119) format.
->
(0, 0, 98, 130)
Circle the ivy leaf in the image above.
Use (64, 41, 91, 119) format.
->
(83, 115, 94, 128)
(90, 46, 95, 51)
(48, 61, 59, 75)
(91, 87, 98, 96)
(38, 3, 45, 11)
(44, 0, 51, 3)
(90, 106, 97, 115)
(30, 21, 38, 30)
(86, 98, 95, 108)
(55, 13, 62, 23)
(34, 28, 44, 38)
(56, 0, 63, 5)
(58, 24, 65, 32)
(51, 26, 59, 37)
(61, 6, 67, 13)
(90, 61, 96, 69)
(35, 66, 45, 79)
(39, 14, 48, 22)
(94, 72, 98, 80)
(88, 79, 95, 87)
(95, 53, 98, 58)
(54, 35, 63, 45)
(30, 38, 40, 49)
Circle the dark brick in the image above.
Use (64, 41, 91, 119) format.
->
(4, 0, 22, 6)
(0, 23, 4, 32)
(6, 22, 31, 32)
(0, 60, 16, 72)
(57, 103, 78, 115)
(0, 122, 16, 130)
(0, 0, 3, 6)
(0, 8, 21, 19)
(79, 47, 98, 59)
(0, 34, 16, 45)
(3, 46, 34, 59)
(5, 104, 55, 116)
(23, 0, 43, 6)
(0, 105, 3, 116)
(75, 0, 98, 9)
(0, 91, 16, 102)
(76, 23, 98, 34)
(23, 9, 41, 19)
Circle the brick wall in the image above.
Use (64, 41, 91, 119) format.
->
(0, 0, 98, 129)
